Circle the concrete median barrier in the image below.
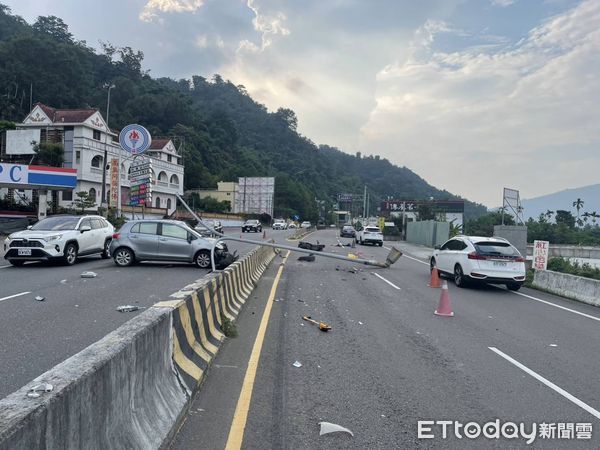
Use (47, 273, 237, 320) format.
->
(532, 269, 600, 307)
(0, 244, 277, 449)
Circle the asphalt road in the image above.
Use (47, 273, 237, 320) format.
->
(0, 228, 272, 400)
(172, 228, 600, 449)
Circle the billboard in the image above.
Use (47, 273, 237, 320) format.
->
(236, 177, 274, 216)
(5, 129, 40, 155)
(0, 163, 77, 190)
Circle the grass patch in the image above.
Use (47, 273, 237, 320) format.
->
(220, 313, 238, 338)
(546, 257, 600, 281)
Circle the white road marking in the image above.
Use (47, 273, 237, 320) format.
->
(0, 291, 31, 303)
(511, 291, 600, 323)
(0, 265, 11, 269)
(489, 347, 600, 420)
(374, 273, 401, 290)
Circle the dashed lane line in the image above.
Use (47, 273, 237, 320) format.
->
(0, 292, 31, 303)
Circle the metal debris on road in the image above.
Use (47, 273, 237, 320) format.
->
(34, 296, 45, 302)
(116, 305, 145, 313)
(298, 241, 325, 251)
(27, 383, 53, 398)
(292, 361, 302, 368)
(302, 316, 332, 332)
(80, 271, 97, 278)
(318, 422, 354, 437)
(298, 254, 316, 262)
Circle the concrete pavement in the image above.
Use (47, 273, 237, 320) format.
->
(171, 228, 600, 448)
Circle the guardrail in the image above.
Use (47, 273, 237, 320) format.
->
(0, 245, 277, 449)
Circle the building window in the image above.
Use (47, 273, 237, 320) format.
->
(170, 174, 179, 185)
(167, 155, 172, 163)
(167, 198, 172, 210)
(93, 129, 101, 140)
(62, 190, 73, 201)
(155, 197, 161, 208)
(91, 155, 103, 168)
(158, 171, 168, 182)
(89, 188, 97, 201)
(76, 151, 81, 164)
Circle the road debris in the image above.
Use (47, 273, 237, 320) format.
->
(27, 383, 53, 398)
(292, 361, 302, 368)
(298, 241, 325, 251)
(81, 271, 97, 278)
(116, 305, 145, 313)
(60, 279, 67, 284)
(549, 344, 558, 347)
(34, 296, 45, 302)
(298, 254, 315, 262)
(302, 316, 332, 332)
(319, 422, 354, 437)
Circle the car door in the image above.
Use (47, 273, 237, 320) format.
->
(436, 239, 455, 274)
(129, 222, 159, 259)
(158, 223, 194, 261)
(77, 218, 96, 253)
(90, 218, 106, 253)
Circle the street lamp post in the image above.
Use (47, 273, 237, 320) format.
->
(100, 83, 115, 214)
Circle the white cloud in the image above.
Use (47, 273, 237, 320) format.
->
(195, 34, 208, 48)
(359, 0, 600, 205)
(491, 0, 517, 6)
(140, 0, 205, 22)
(237, 0, 290, 53)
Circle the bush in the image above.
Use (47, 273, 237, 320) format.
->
(546, 257, 600, 281)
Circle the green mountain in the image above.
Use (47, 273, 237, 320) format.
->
(0, 4, 486, 220)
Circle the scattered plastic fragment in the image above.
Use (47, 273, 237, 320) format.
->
(358, 321, 363, 325)
(549, 344, 558, 347)
(116, 305, 145, 312)
(81, 271, 97, 278)
(60, 279, 67, 284)
(34, 295, 45, 302)
(27, 383, 53, 398)
(318, 422, 354, 437)
(292, 361, 302, 368)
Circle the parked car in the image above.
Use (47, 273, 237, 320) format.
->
(300, 221, 312, 228)
(272, 219, 287, 230)
(356, 225, 383, 246)
(3, 215, 114, 266)
(110, 219, 232, 269)
(195, 219, 223, 236)
(430, 235, 526, 290)
(340, 225, 356, 238)
(242, 219, 262, 233)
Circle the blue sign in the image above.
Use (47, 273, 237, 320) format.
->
(0, 164, 77, 190)
(293, 215, 299, 221)
(119, 124, 152, 154)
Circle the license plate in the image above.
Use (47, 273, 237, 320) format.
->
(18, 248, 32, 256)
(493, 261, 507, 267)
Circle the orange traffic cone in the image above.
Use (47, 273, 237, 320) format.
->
(428, 267, 441, 288)
(434, 281, 454, 317)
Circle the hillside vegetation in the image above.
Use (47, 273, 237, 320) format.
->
(0, 4, 487, 220)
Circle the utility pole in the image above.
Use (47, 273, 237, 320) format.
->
(362, 185, 367, 220)
(100, 83, 115, 214)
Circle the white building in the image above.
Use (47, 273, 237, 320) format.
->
(0, 103, 183, 215)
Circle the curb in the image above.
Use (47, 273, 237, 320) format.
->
(0, 245, 277, 449)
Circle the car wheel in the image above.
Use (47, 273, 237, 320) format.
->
(507, 283, 522, 291)
(360, 238, 363, 245)
(454, 264, 466, 288)
(194, 250, 211, 269)
(63, 243, 78, 265)
(8, 260, 24, 267)
(113, 247, 135, 267)
(101, 239, 111, 259)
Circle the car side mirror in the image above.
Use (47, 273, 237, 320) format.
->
(80, 225, 92, 233)
(188, 234, 196, 243)
(27, 225, 32, 230)
(434, 245, 441, 250)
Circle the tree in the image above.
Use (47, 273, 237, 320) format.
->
(33, 142, 64, 167)
(73, 191, 96, 212)
(32, 16, 73, 43)
(555, 210, 575, 229)
(573, 198, 584, 225)
(465, 211, 514, 237)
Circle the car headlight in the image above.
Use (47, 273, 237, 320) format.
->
(44, 235, 63, 242)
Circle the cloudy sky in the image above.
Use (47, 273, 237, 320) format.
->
(5, 0, 598, 206)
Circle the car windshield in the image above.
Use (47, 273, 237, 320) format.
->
(474, 241, 520, 256)
(30, 217, 79, 231)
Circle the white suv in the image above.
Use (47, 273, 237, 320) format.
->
(3, 215, 114, 266)
(430, 236, 526, 290)
(272, 219, 287, 230)
(356, 226, 383, 246)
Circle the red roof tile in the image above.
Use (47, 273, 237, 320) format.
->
(149, 139, 171, 149)
(33, 102, 97, 124)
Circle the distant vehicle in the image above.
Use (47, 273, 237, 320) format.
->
(430, 236, 526, 290)
(300, 221, 312, 228)
(356, 225, 383, 246)
(340, 225, 356, 238)
(195, 219, 223, 236)
(272, 219, 287, 230)
(242, 219, 262, 233)
(110, 219, 231, 269)
(3, 215, 114, 266)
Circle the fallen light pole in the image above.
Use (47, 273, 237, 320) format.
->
(176, 195, 402, 271)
